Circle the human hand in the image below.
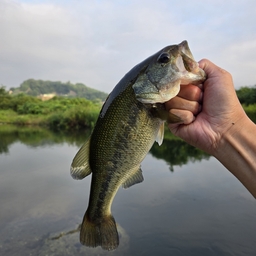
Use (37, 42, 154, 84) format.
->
(165, 59, 247, 155)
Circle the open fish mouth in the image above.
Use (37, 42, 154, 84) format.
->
(175, 53, 205, 85)
(176, 54, 196, 74)
(177, 41, 206, 84)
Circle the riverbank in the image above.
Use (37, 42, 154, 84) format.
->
(0, 108, 100, 130)
(1, 104, 255, 128)
(0, 94, 101, 130)
(0, 104, 255, 130)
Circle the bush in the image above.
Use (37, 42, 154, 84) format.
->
(47, 105, 100, 130)
(236, 86, 256, 105)
(243, 104, 256, 123)
(17, 102, 43, 114)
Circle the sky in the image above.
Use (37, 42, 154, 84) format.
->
(1, 0, 256, 93)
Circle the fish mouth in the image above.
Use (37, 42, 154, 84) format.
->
(176, 55, 188, 73)
(177, 41, 206, 84)
(178, 40, 195, 60)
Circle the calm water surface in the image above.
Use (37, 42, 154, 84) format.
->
(0, 125, 255, 256)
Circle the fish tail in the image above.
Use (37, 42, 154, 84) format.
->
(80, 212, 119, 251)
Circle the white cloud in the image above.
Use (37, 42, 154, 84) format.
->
(0, 0, 256, 91)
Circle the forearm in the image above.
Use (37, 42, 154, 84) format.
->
(214, 117, 256, 198)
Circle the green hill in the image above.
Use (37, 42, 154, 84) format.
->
(10, 79, 108, 102)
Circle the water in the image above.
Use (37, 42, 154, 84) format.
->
(0, 125, 255, 256)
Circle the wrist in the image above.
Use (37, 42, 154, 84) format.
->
(213, 115, 256, 197)
(214, 115, 254, 158)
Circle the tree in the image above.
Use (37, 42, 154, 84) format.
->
(236, 85, 256, 105)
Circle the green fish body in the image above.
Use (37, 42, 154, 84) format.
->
(70, 41, 206, 250)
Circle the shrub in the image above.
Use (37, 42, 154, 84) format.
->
(243, 104, 256, 123)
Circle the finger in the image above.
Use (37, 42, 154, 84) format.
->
(199, 59, 231, 77)
(168, 109, 195, 125)
(165, 96, 201, 115)
(179, 84, 203, 102)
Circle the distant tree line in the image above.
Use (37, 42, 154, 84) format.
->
(10, 79, 108, 102)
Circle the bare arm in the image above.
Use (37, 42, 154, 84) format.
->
(165, 59, 256, 198)
(215, 115, 256, 197)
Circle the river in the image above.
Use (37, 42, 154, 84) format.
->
(0, 125, 255, 256)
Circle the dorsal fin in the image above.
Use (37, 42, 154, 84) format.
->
(70, 137, 92, 180)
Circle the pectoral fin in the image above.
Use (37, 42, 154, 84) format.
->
(167, 112, 183, 123)
(156, 122, 165, 146)
(70, 137, 92, 180)
(155, 113, 182, 146)
(150, 104, 182, 124)
(122, 167, 144, 189)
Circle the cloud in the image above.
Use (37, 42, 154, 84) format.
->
(0, 0, 256, 92)
(0, 1, 79, 79)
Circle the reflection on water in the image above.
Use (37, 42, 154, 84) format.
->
(150, 134, 210, 171)
(0, 125, 90, 154)
(0, 125, 256, 256)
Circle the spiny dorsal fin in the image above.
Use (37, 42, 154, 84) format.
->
(122, 167, 144, 189)
(70, 137, 92, 180)
(156, 122, 165, 146)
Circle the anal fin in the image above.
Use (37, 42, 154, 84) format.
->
(70, 137, 92, 180)
(122, 167, 144, 189)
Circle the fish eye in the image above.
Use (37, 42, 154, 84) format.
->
(157, 53, 170, 64)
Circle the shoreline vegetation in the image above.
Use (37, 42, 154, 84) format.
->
(0, 84, 255, 130)
(0, 80, 109, 130)
(0, 87, 102, 130)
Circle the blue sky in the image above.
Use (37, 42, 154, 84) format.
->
(1, 0, 256, 92)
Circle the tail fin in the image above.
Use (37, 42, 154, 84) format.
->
(80, 212, 119, 251)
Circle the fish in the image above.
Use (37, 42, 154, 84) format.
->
(70, 40, 206, 251)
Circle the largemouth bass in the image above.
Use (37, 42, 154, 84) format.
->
(70, 41, 206, 251)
